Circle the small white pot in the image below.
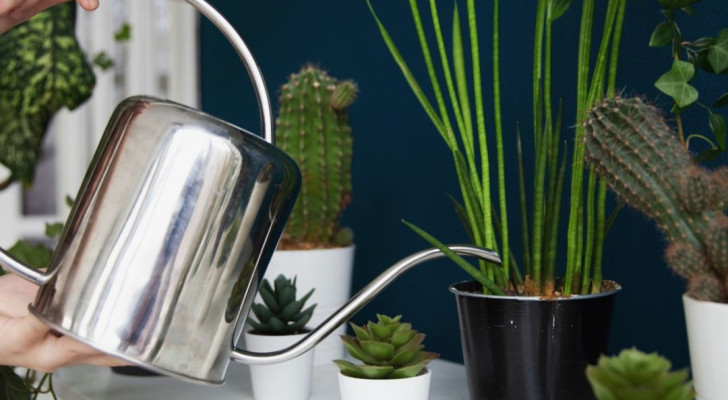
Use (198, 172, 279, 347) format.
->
(337, 369, 432, 400)
(261, 245, 355, 364)
(244, 331, 314, 400)
(683, 293, 728, 400)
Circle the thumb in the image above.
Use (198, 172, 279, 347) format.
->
(77, 0, 98, 11)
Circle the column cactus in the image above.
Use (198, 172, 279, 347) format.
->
(583, 96, 728, 302)
(275, 65, 357, 249)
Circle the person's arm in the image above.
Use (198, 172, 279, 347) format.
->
(0, 0, 99, 34)
(0, 273, 126, 372)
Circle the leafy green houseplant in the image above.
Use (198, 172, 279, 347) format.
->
(248, 274, 317, 335)
(334, 314, 438, 400)
(586, 348, 694, 400)
(368, 0, 627, 298)
(0, 3, 96, 399)
(367, 0, 627, 398)
(648, 0, 728, 162)
(263, 64, 359, 364)
(245, 274, 317, 400)
(334, 314, 438, 379)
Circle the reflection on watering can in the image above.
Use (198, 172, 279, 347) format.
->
(0, 0, 503, 386)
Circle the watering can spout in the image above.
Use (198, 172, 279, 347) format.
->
(231, 245, 502, 365)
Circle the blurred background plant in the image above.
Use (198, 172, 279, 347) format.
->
(649, 0, 728, 161)
(586, 348, 694, 400)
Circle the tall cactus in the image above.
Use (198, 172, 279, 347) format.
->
(583, 96, 728, 302)
(275, 65, 358, 249)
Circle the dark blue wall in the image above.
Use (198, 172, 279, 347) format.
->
(200, 0, 727, 369)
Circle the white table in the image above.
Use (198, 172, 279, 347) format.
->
(53, 359, 469, 399)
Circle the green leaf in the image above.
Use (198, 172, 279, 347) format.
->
(341, 336, 382, 365)
(251, 303, 274, 323)
(359, 340, 395, 361)
(709, 113, 727, 149)
(92, 51, 115, 71)
(368, 321, 392, 341)
(114, 22, 131, 42)
(45, 222, 64, 238)
(548, 0, 573, 22)
(0, 366, 30, 400)
(7, 240, 52, 269)
(694, 148, 724, 162)
(714, 92, 728, 108)
(390, 362, 428, 379)
(0, 3, 95, 184)
(709, 29, 728, 73)
(649, 21, 675, 47)
(350, 323, 371, 341)
(654, 60, 698, 108)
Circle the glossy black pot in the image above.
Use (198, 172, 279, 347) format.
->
(450, 281, 620, 400)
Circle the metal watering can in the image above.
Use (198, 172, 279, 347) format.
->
(0, 0, 501, 385)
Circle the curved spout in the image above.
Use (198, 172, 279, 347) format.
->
(231, 245, 501, 365)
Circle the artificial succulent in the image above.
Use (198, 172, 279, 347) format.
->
(586, 348, 693, 400)
(248, 274, 316, 335)
(334, 314, 438, 379)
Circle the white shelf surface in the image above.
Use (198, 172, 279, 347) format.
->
(53, 359, 469, 400)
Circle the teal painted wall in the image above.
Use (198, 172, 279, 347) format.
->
(200, 1, 727, 369)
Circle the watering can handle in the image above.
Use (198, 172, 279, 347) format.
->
(230, 245, 502, 365)
(184, 0, 274, 145)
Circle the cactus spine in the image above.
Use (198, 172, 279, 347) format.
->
(276, 65, 357, 248)
(584, 96, 728, 302)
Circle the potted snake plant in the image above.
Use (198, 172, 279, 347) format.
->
(584, 95, 728, 400)
(260, 64, 358, 365)
(333, 314, 438, 400)
(367, 0, 628, 398)
(245, 274, 317, 400)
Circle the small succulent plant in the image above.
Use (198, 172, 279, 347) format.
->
(248, 274, 316, 335)
(334, 314, 438, 379)
(586, 348, 694, 400)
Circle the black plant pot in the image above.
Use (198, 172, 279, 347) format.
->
(450, 281, 620, 400)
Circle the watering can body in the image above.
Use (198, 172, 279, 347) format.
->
(4, 96, 300, 384)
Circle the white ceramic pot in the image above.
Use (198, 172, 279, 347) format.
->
(261, 244, 355, 365)
(683, 293, 728, 400)
(244, 331, 314, 400)
(337, 369, 432, 400)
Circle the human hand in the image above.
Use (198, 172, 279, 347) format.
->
(0, 0, 99, 34)
(0, 273, 127, 372)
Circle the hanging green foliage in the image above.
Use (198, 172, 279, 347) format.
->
(0, 2, 95, 185)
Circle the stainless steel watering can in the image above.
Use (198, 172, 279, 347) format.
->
(0, 0, 503, 386)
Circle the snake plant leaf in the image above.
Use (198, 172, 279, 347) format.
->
(548, 0, 573, 22)
(0, 366, 30, 400)
(708, 29, 728, 74)
(0, 2, 96, 185)
(654, 60, 698, 108)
